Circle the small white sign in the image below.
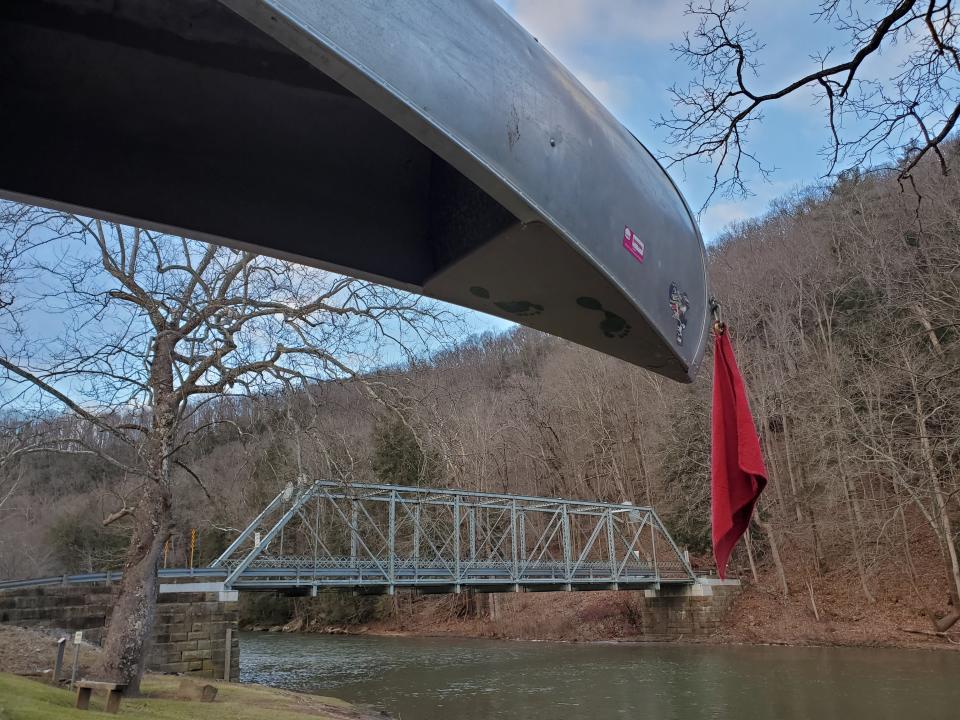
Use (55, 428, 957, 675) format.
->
(254, 532, 262, 547)
(73, 631, 83, 644)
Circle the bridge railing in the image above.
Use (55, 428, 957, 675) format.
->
(0, 568, 227, 591)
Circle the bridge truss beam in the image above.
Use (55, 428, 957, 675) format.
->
(210, 481, 695, 593)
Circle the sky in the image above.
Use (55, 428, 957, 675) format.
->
(494, 0, 903, 239)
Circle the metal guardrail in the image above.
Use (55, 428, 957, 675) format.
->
(0, 564, 701, 593)
(0, 568, 228, 591)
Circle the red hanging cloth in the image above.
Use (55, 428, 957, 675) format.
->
(711, 327, 767, 579)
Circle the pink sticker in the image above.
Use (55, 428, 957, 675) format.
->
(623, 226, 644, 263)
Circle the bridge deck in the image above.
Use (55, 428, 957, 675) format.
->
(0, 565, 695, 595)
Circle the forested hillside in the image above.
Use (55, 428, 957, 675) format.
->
(2, 145, 959, 642)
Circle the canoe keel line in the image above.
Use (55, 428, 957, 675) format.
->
(0, 0, 709, 381)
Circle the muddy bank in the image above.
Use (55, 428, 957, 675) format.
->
(246, 580, 959, 651)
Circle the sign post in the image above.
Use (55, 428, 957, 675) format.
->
(52, 637, 67, 683)
(70, 631, 82, 687)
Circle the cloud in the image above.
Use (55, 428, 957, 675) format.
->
(510, 0, 695, 50)
(699, 180, 797, 241)
(701, 199, 763, 238)
(568, 66, 626, 114)
(498, 1, 683, 122)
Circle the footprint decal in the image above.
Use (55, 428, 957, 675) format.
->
(470, 286, 543, 317)
(576, 297, 631, 339)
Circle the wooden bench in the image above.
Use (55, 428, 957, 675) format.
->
(74, 680, 126, 714)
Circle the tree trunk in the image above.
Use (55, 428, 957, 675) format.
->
(778, 411, 804, 524)
(832, 406, 874, 604)
(743, 527, 759, 583)
(909, 369, 960, 628)
(808, 509, 824, 577)
(839, 469, 875, 604)
(92, 481, 171, 693)
(757, 514, 789, 597)
(806, 578, 820, 622)
(913, 304, 943, 356)
(489, 593, 500, 622)
(93, 337, 178, 693)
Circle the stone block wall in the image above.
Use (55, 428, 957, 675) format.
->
(0, 584, 239, 681)
(638, 581, 740, 636)
(0, 586, 113, 643)
(149, 593, 239, 680)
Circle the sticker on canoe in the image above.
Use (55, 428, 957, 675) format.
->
(623, 226, 644, 263)
(669, 282, 690, 346)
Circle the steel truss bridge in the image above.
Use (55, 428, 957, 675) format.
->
(208, 480, 695, 594)
(0, 481, 696, 595)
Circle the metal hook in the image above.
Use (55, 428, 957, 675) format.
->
(709, 296, 725, 335)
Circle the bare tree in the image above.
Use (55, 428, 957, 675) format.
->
(660, 0, 960, 204)
(0, 205, 455, 689)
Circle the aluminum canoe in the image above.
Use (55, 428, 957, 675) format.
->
(0, 0, 708, 381)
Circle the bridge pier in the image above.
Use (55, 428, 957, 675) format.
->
(639, 579, 741, 636)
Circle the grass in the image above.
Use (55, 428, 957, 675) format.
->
(0, 673, 361, 720)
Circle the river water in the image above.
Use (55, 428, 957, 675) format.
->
(240, 631, 960, 719)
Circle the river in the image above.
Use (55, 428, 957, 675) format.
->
(240, 631, 960, 719)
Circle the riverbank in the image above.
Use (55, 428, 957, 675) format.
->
(0, 627, 386, 720)
(260, 572, 959, 651)
(370, 585, 958, 650)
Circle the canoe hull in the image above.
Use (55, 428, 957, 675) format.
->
(0, 0, 708, 381)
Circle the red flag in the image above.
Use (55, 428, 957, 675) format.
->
(711, 329, 767, 579)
